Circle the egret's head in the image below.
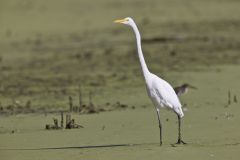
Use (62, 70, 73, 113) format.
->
(114, 17, 134, 26)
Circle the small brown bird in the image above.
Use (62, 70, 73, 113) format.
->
(174, 83, 197, 96)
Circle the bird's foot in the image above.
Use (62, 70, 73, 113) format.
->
(176, 139, 187, 145)
(159, 141, 163, 146)
(171, 139, 186, 147)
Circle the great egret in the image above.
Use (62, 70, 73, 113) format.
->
(174, 83, 197, 96)
(114, 17, 186, 145)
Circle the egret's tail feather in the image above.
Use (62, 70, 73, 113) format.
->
(174, 107, 184, 118)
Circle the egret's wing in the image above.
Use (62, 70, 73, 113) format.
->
(155, 81, 180, 107)
(152, 75, 184, 117)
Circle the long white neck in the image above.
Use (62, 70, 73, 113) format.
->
(130, 22, 150, 81)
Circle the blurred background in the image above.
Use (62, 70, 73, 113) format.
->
(0, 0, 239, 113)
(0, 0, 240, 159)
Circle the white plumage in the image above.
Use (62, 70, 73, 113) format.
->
(114, 17, 186, 145)
(147, 74, 184, 118)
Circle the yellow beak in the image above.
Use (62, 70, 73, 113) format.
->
(114, 18, 126, 23)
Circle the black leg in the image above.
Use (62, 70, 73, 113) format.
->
(156, 108, 162, 146)
(176, 114, 186, 144)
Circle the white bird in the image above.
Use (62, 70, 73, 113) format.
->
(114, 17, 186, 145)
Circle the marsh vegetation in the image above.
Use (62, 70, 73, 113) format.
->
(0, 0, 240, 159)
